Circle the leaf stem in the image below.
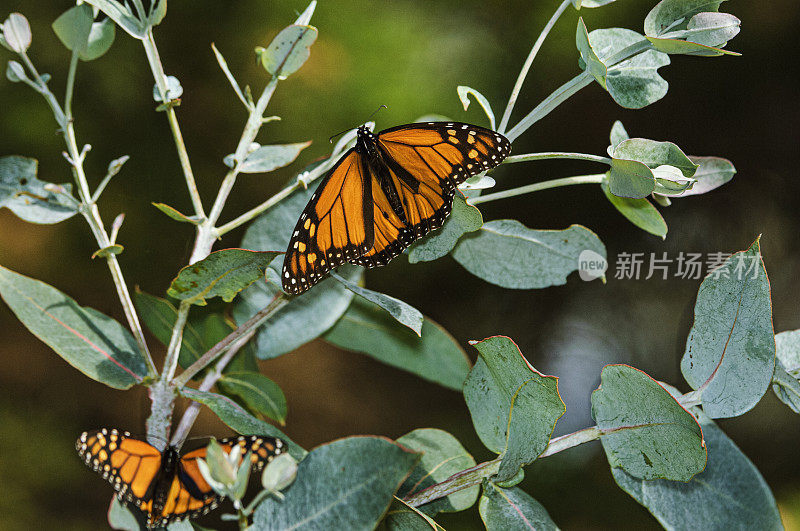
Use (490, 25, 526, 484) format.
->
(469, 173, 605, 205)
(405, 389, 703, 509)
(498, 0, 572, 134)
(64, 50, 79, 122)
(505, 71, 594, 142)
(172, 294, 288, 388)
(141, 29, 205, 219)
(169, 328, 257, 447)
(162, 300, 192, 381)
(504, 152, 612, 165)
(16, 50, 157, 375)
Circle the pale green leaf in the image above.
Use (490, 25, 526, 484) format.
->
(396, 428, 478, 514)
(589, 28, 670, 109)
(479, 484, 557, 531)
(612, 414, 781, 530)
(609, 120, 630, 151)
(2, 13, 31, 53)
(592, 364, 706, 480)
(152, 202, 202, 224)
(82, 0, 146, 39)
(180, 387, 304, 459)
(238, 142, 311, 174)
(331, 273, 423, 336)
(253, 437, 420, 530)
(601, 180, 667, 238)
(681, 238, 776, 418)
(0, 265, 147, 389)
(257, 25, 318, 80)
(464, 336, 565, 481)
(644, 0, 726, 37)
(0, 156, 78, 224)
(168, 249, 279, 306)
(82, 17, 116, 60)
(325, 298, 470, 390)
(6, 60, 27, 83)
(674, 156, 735, 197)
(52, 4, 93, 54)
(218, 371, 287, 424)
(614, 139, 698, 178)
(452, 220, 606, 289)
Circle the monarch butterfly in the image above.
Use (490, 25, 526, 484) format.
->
(76, 428, 285, 528)
(282, 121, 511, 293)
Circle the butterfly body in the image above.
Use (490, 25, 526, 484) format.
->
(282, 121, 511, 293)
(76, 428, 284, 528)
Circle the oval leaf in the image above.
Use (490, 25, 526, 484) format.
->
(681, 238, 776, 418)
(614, 138, 697, 178)
(0, 156, 78, 224)
(253, 437, 420, 530)
(408, 195, 482, 263)
(238, 141, 311, 174)
(82, 0, 146, 39)
(258, 24, 318, 80)
(674, 156, 735, 197)
(82, 17, 116, 61)
(180, 387, 304, 459)
(644, 0, 726, 38)
(592, 364, 706, 481)
(601, 181, 667, 238)
(396, 428, 478, 514)
(479, 483, 558, 531)
(331, 273, 423, 336)
(0, 265, 147, 389)
(589, 28, 670, 109)
(168, 248, 279, 306)
(452, 220, 606, 289)
(3, 13, 31, 53)
(218, 371, 288, 424)
(52, 4, 94, 54)
(325, 297, 470, 390)
(612, 415, 781, 530)
(152, 202, 202, 224)
(464, 336, 565, 481)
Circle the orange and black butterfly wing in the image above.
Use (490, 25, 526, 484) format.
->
(282, 148, 373, 294)
(140, 435, 285, 527)
(352, 122, 510, 266)
(76, 428, 163, 507)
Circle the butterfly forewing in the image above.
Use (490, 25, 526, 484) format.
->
(282, 121, 510, 292)
(282, 148, 373, 294)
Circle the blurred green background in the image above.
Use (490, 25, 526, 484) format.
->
(1, 1, 799, 529)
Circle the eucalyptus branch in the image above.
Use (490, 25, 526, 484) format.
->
(504, 152, 612, 165)
(162, 299, 192, 381)
(405, 390, 702, 509)
(498, 0, 572, 134)
(216, 149, 341, 236)
(172, 294, 289, 388)
(169, 328, 257, 448)
(469, 173, 605, 205)
(505, 37, 657, 143)
(15, 49, 156, 375)
(505, 72, 594, 142)
(141, 29, 205, 219)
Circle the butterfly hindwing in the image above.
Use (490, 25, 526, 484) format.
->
(77, 430, 285, 528)
(282, 148, 373, 294)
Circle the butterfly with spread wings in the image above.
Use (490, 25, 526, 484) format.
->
(77, 428, 285, 528)
(282, 121, 511, 293)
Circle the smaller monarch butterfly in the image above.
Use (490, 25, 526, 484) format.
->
(282, 121, 511, 294)
(76, 428, 285, 528)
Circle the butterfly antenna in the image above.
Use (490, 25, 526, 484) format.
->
(328, 105, 388, 143)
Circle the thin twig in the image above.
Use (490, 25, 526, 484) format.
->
(498, 0, 572, 134)
(469, 173, 605, 205)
